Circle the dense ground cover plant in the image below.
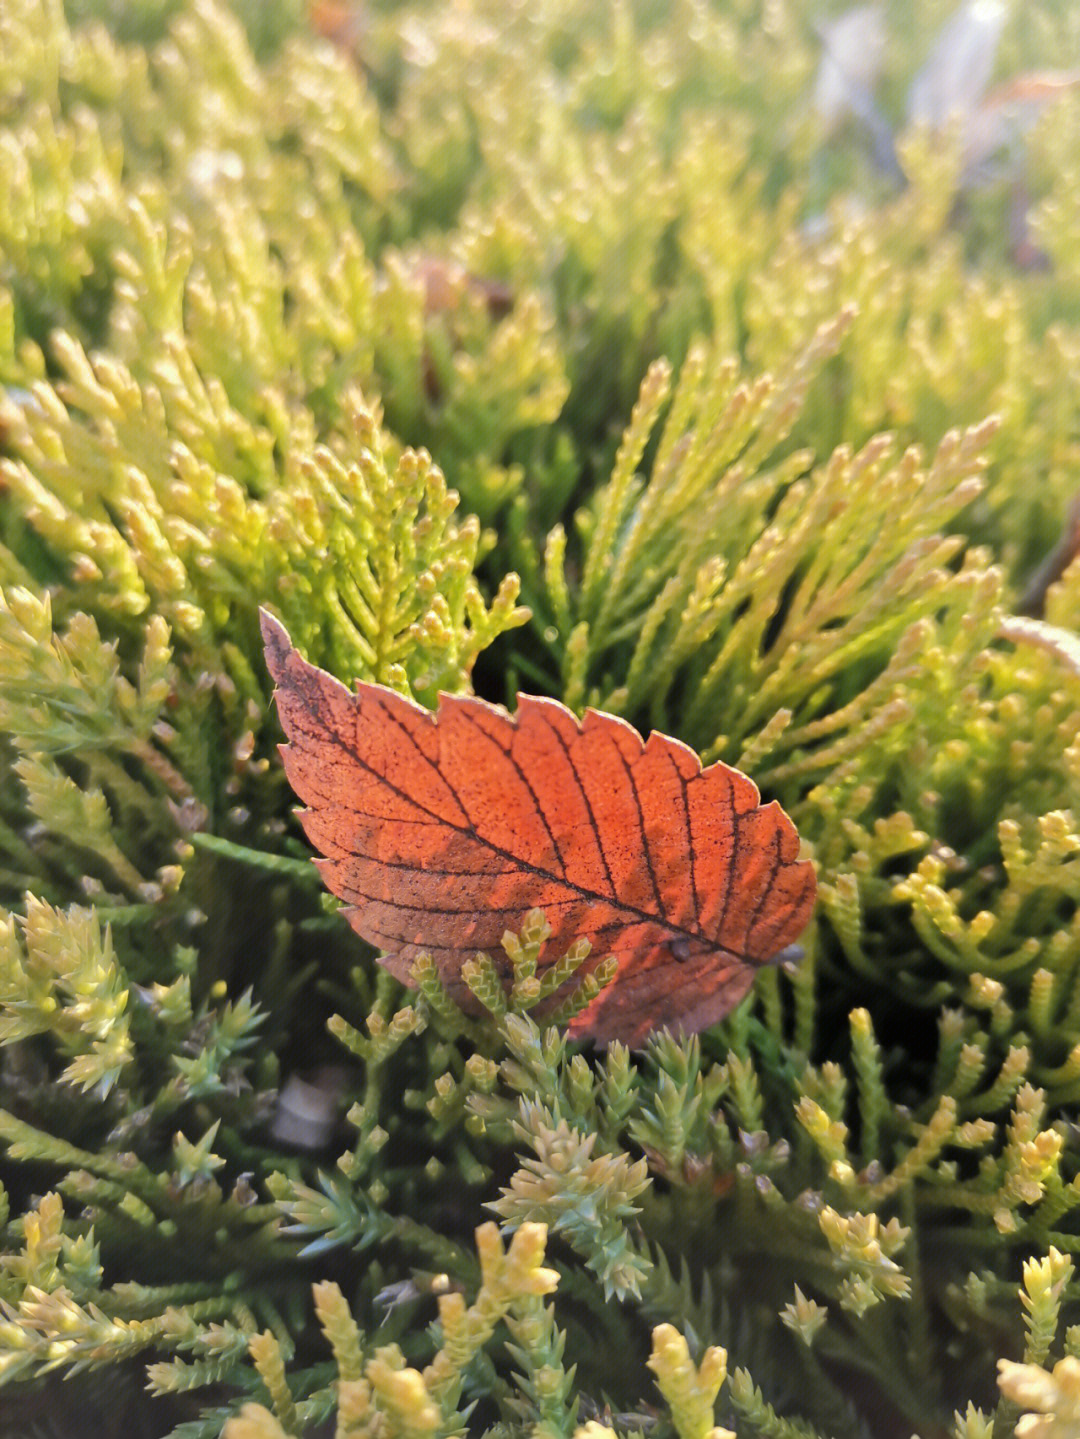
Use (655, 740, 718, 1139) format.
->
(4, 0, 1080, 1435)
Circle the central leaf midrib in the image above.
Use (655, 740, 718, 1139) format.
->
(310, 691, 752, 959)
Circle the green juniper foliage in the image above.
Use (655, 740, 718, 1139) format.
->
(5, 0, 1080, 1436)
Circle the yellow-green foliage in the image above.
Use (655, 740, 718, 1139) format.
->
(5, 1, 1080, 1437)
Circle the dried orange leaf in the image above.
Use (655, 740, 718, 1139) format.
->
(262, 611, 815, 1046)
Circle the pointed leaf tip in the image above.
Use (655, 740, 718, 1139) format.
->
(260, 608, 291, 684)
